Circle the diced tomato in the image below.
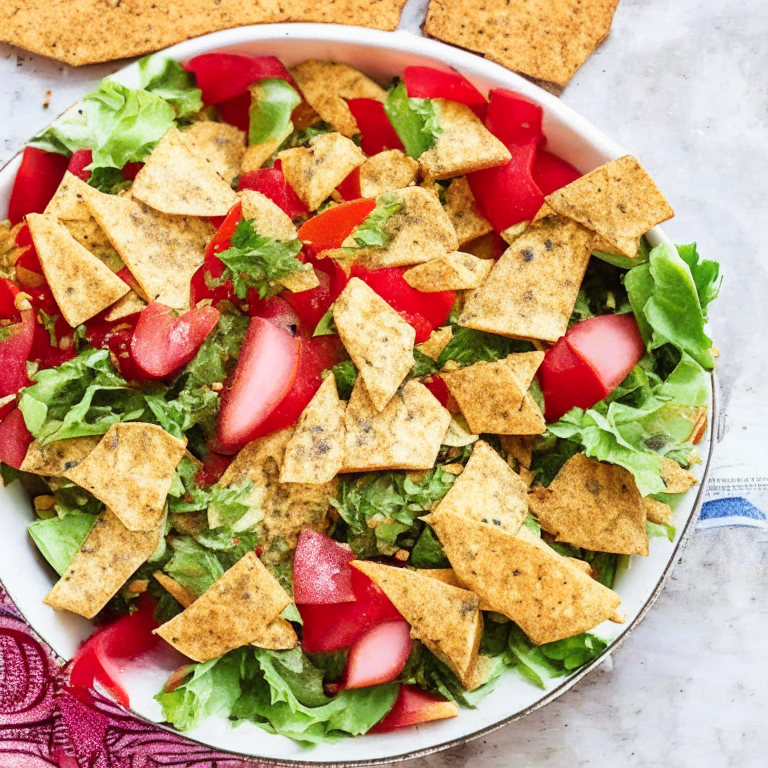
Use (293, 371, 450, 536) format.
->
(194, 451, 233, 489)
(122, 162, 144, 181)
(83, 313, 145, 381)
(67, 149, 93, 182)
(336, 167, 362, 201)
(485, 89, 543, 148)
(215, 316, 300, 453)
(293, 529, 356, 605)
(0, 286, 36, 398)
(422, 375, 459, 414)
(283, 268, 333, 330)
(130, 302, 220, 379)
(344, 621, 412, 689)
(0, 279, 21, 322)
(8, 147, 69, 225)
(531, 150, 582, 195)
(371, 685, 458, 733)
(298, 198, 376, 257)
(216, 91, 251, 132)
(238, 165, 308, 220)
(14, 243, 45, 288)
(404, 66, 488, 120)
(248, 295, 300, 333)
(0, 408, 34, 470)
(346, 99, 405, 156)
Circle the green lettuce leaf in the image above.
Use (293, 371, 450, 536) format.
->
(28, 513, 98, 576)
(436, 327, 534, 370)
(410, 525, 450, 568)
(384, 82, 442, 159)
(312, 309, 337, 337)
(183, 310, 249, 387)
(350, 192, 404, 248)
(325, 359, 357, 400)
(138, 55, 203, 121)
(249, 79, 302, 146)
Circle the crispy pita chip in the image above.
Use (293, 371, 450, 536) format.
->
(424, 0, 620, 89)
(241, 140, 284, 174)
(660, 458, 698, 494)
(65, 423, 186, 532)
(43, 508, 162, 619)
(280, 375, 346, 484)
(431, 439, 528, 532)
(528, 453, 648, 556)
(45, 172, 92, 221)
(430, 510, 621, 644)
(290, 61, 386, 138)
(499, 435, 533, 469)
(81, 184, 212, 309)
(503, 351, 546, 388)
(285, 1, 408, 33)
(419, 99, 510, 180)
(351, 561, 482, 688)
(359, 150, 419, 198)
(643, 496, 673, 526)
(179, 121, 246, 184)
(63, 219, 124, 271)
(416, 568, 493, 611)
(342, 379, 451, 472)
(154, 571, 197, 608)
(131, 129, 237, 217)
(104, 290, 147, 322)
(403, 251, 493, 292)
(155, 551, 291, 662)
(279, 264, 320, 293)
(20, 437, 100, 476)
(416, 326, 453, 361)
(459, 215, 594, 342)
(545, 156, 673, 257)
(444, 176, 494, 246)
(333, 278, 415, 411)
(238, 190, 298, 241)
(25, 213, 129, 327)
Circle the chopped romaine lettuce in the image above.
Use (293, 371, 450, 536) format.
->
(28, 512, 98, 576)
(435, 326, 534, 370)
(383, 82, 441, 159)
(325, 359, 357, 400)
(249, 79, 302, 146)
(349, 192, 404, 248)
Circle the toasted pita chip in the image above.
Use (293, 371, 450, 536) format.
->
(643, 496, 673, 526)
(44, 172, 92, 221)
(333, 277, 415, 411)
(63, 218, 124, 271)
(545, 156, 673, 257)
(104, 291, 147, 322)
(238, 189, 298, 242)
(432, 439, 528, 532)
(660, 458, 698, 494)
(416, 568, 493, 611)
(528, 454, 648, 556)
(279, 132, 365, 211)
(459, 215, 594, 342)
(444, 176, 494, 246)
(403, 251, 493, 292)
(502, 351, 546, 389)
(155, 551, 290, 662)
(280, 375, 346, 484)
(359, 150, 419, 198)
(430, 510, 621, 644)
(424, 0, 620, 89)
(419, 100, 510, 181)
(279, 264, 320, 293)
(286, 2, 408, 33)
(25, 213, 129, 327)
(131, 129, 237, 217)
(179, 121, 246, 184)
(241, 140, 284, 174)
(290, 61, 386, 138)
(499, 435, 533, 469)
(20, 436, 100, 476)
(81, 184, 212, 309)
(416, 326, 453, 361)
(65, 423, 186, 532)
(351, 561, 482, 688)
(342, 379, 451, 472)
(43, 508, 162, 619)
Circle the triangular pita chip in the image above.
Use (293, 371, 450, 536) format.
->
(25, 213, 129, 326)
(238, 189, 297, 242)
(660, 458, 698, 494)
(499, 435, 533, 469)
(155, 551, 291, 662)
(351, 561, 482, 688)
(65, 423, 186, 531)
(430, 510, 621, 645)
(333, 277, 415, 412)
(279, 263, 320, 293)
(416, 568, 493, 611)
(416, 326, 453, 361)
(643, 496, 673, 526)
(280, 374, 346, 485)
(20, 436, 99, 476)
(403, 251, 493, 292)
(63, 218, 124, 271)
(44, 171, 92, 221)
(502, 351, 545, 389)
(443, 176, 493, 246)
(179, 121, 246, 184)
(154, 571, 197, 608)
(359, 150, 419, 198)
(43, 508, 162, 619)
(104, 290, 147, 322)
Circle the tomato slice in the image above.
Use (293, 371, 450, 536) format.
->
(485, 89, 544, 148)
(67, 149, 93, 182)
(215, 91, 251, 131)
(238, 165, 308, 220)
(8, 147, 69, 225)
(293, 529, 357, 605)
(298, 198, 376, 257)
(371, 685, 458, 732)
(344, 621, 412, 689)
(346, 98, 405, 156)
(0, 408, 34, 470)
(283, 268, 333, 330)
(0, 285, 36, 397)
(336, 167, 362, 201)
(531, 150, 582, 195)
(194, 450, 233, 489)
(403, 66, 488, 120)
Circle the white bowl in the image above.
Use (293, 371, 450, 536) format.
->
(0, 22, 714, 766)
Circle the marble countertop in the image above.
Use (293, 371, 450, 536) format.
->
(1, 0, 766, 765)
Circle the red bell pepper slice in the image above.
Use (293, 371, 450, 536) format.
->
(216, 91, 252, 132)
(485, 89, 543, 148)
(531, 150, 582, 195)
(0, 282, 36, 398)
(403, 66, 488, 120)
(0, 408, 34, 470)
(8, 147, 69, 225)
(298, 198, 377, 258)
(336, 167, 362, 201)
(238, 163, 308, 220)
(346, 98, 405, 155)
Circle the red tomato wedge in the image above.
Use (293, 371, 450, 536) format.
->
(404, 66, 488, 119)
(532, 150, 582, 195)
(298, 198, 376, 256)
(194, 451, 233, 489)
(0, 408, 33, 470)
(239, 165, 308, 220)
(130, 302, 221, 379)
(249, 295, 301, 333)
(485, 89, 544, 148)
(346, 98, 405, 156)
(67, 149, 93, 182)
(215, 91, 251, 132)
(7, 147, 69, 225)
(215, 316, 300, 453)
(344, 621, 412, 689)
(293, 529, 356, 605)
(283, 268, 333, 330)
(336, 167, 362, 201)
(372, 685, 458, 733)
(0, 284, 36, 398)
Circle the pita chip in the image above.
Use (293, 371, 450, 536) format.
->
(404, 251, 493, 292)
(65, 423, 186, 532)
(155, 552, 291, 662)
(25, 213, 129, 327)
(63, 219, 124, 271)
(279, 264, 320, 293)
(443, 176, 494, 246)
(416, 326, 453, 361)
(500, 435, 533, 469)
(644, 496, 673, 526)
(20, 436, 100, 476)
(416, 568, 493, 611)
(104, 291, 147, 322)
(351, 560, 482, 688)
(45, 172, 92, 221)
(502, 351, 546, 389)
(459, 214, 594, 342)
(342, 379, 451, 472)
(280, 374, 346, 485)
(154, 571, 197, 608)
(333, 277, 415, 411)
(43, 509, 162, 619)
(660, 458, 698, 494)
(238, 189, 298, 242)
(179, 121, 246, 184)
(430, 510, 621, 645)
(359, 150, 419, 198)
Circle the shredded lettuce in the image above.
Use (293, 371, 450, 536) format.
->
(249, 79, 302, 146)
(349, 192, 404, 248)
(436, 327, 534, 370)
(383, 82, 442, 159)
(28, 513, 98, 576)
(138, 55, 204, 121)
(325, 359, 357, 400)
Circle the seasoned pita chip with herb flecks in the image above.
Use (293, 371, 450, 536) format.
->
(528, 453, 649, 556)
(104, 291, 147, 322)
(502, 351, 546, 388)
(241, 141, 283, 175)
(333, 278, 415, 412)
(500, 435, 533, 469)
(430, 510, 622, 645)
(443, 176, 493, 246)
(20, 436, 100, 476)
(45, 172, 92, 221)
(279, 132, 366, 211)
(179, 121, 246, 184)
(660, 458, 698, 494)
(415, 568, 493, 611)
(359, 150, 419, 198)
(154, 571, 197, 608)
(431, 439, 529, 532)
(131, 128, 237, 217)
(342, 379, 451, 472)
(643, 496, 673, 526)
(416, 326, 453, 361)
(25, 213, 129, 327)
(65, 423, 186, 532)
(351, 561, 482, 689)
(81, 184, 213, 309)
(287, 1, 409, 33)
(545, 156, 674, 258)
(43, 508, 162, 619)
(238, 190, 298, 242)
(418, 100, 510, 181)
(155, 551, 291, 662)
(280, 374, 346, 485)
(290, 61, 387, 138)
(403, 251, 493, 292)
(279, 264, 320, 293)
(459, 214, 594, 342)
(63, 219, 124, 271)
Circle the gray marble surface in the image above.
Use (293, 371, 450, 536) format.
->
(0, 0, 766, 765)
